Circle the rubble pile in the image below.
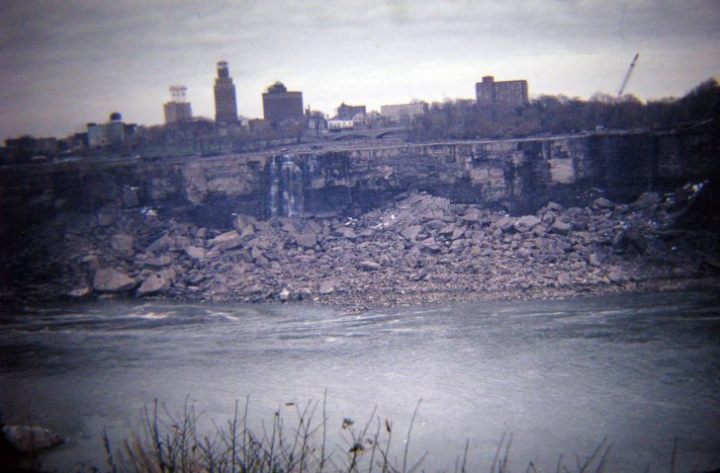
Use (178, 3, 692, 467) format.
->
(2, 186, 718, 306)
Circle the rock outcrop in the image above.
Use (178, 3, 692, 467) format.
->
(2, 425, 63, 453)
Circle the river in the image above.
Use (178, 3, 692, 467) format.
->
(1, 290, 719, 472)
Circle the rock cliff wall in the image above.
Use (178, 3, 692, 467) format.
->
(1, 130, 717, 238)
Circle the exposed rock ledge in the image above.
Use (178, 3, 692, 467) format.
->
(1, 186, 718, 307)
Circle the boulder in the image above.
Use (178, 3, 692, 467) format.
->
(420, 237, 442, 253)
(461, 209, 482, 223)
(111, 234, 135, 255)
(335, 227, 357, 239)
(438, 224, 456, 236)
(633, 191, 662, 209)
(515, 247, 531, 259)
(281, 221, 299, 234)
(146, 233, 172, 253)
(93, 268, 137, 293)
(588, 253, 602, 267)
(359, 260, 382, 271)
(400, 225, 423, 240)
(296, 233, 317, 249)
(209, 230, 243, 251)
(592, 197, 615, 210)
(556, 272, 571, 286)
(318, 280, 335, 294)
(551, 220, 572, 235)
(514, 215, 541, 232)
(451, 227, 466, 240)
(239, 224, 255, 239)
(2, 425, 63, 453)
(608, 266, 629, 284)
(424, 219, 446, 230)
(144, 255, 173, 267)
(250, 246, 265, 261)
(232, 214, 257, 232)
(494, 216, 516, 232)
(185, 245, 207, 261)
(302, 220, 324, 235)
(121, 186, 140, 208)
(97, 210, 117, 227)
(137, 271, 172, 296)
(67, 286, 91, 299)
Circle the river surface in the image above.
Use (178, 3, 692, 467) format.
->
(1, 290, 719, 472)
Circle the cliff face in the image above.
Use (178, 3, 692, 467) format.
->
(1, 130, 717, 236)
(1, 130, 718, 304)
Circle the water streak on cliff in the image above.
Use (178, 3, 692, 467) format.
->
(267, 155, 305, 218)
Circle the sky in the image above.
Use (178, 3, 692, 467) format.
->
(1, 0, 719, 139)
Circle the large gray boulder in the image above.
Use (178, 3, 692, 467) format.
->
(551, 220, 572, 235)
(400, 225, 423, 240)
(93, 268, 137, 293)
(209, 230, 243, 251)
(2, 425, 63, 453)
(335, 227, 357, 239)
(514, 215, 541, 232)
(318, 280, 335, 294)
(136, 271, 172, 296)
(359, 260, 381, 271)
(185, 245, 207, 261)
(296, 233, 317, 248)
(494, 216, 516, 232)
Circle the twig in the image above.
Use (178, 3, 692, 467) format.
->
(402, 398, 422, 473)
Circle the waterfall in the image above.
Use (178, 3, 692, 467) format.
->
(267, 155, 305, 218)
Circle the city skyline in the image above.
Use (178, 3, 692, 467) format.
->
(1, 0, 719, 139)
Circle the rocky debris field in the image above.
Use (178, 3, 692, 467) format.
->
(2, 186, 719, 307)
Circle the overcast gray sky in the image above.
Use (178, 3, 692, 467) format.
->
(1, 0, 719, 139)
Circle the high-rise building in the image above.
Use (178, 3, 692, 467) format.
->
(476, 76, 529, 108)
(214, 61, 238, 124)
(262, 82, 304, 124)
(380, 102, 428, 124)
(164, 85, 193, 125)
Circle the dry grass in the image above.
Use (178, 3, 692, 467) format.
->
(101, 397, 716, 473)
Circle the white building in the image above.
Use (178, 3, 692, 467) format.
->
(380, 102, 428, 124)
(87, 113, 130, 149)
(327, 118, 354, 131)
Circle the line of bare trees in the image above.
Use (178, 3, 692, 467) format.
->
(409, 78, 720, 141)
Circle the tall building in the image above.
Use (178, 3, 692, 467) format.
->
(337, 103, 366, 120)
(380, 102, 428, 124)
(262, 82, 304, 124)
(214, 61, 238, 124)
(163, 85, 193, 125)
(476, 76, 529, 108)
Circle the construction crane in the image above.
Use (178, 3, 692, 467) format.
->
(617, 52, 640, 99)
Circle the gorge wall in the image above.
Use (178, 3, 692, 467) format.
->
(1, 129, 717, 238)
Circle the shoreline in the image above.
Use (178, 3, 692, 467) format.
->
(4, 277, 720, 311)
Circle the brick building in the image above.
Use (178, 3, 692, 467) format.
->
(262, 82, 304, 124)
(476, 76, 529, 108)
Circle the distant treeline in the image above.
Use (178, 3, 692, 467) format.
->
(409, 78, 720, 141)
